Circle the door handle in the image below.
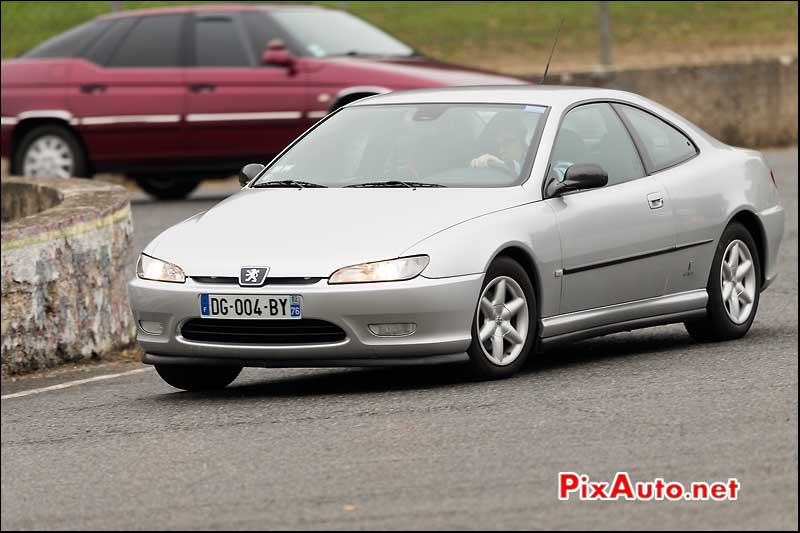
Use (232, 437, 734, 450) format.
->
(647, 192, 664, 210)
(189, 84, 216, 93)
(80, 84, 106, 94)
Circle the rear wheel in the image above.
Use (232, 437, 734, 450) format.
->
(466, 257, 537, 380)
(134, 175, 200, 200)
(155, 364, 242, 391)
(13, 124, 87, 178)
(684, 222, 761, 341)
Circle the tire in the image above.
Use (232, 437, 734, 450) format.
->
(684, 222, 761, 342)
(466, 256, 537, 380)
(12, 124, 88, 178)
(134, 175, 200, 200)
(155, 364, 242, 392)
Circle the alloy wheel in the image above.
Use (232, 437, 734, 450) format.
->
(476, 276, 529, 366)
(720, 239, 757, 324)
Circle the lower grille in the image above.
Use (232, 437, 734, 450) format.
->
(180, 318, 346, 344)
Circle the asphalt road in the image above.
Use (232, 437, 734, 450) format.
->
(1, 149, 797, 530)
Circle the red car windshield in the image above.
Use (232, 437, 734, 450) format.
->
(270, 10, 415, 58)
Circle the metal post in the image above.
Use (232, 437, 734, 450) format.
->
(598, 1, 613, 69)
(110, 1, 123, 13)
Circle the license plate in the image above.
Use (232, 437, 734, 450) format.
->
(200, 294, 302, 319)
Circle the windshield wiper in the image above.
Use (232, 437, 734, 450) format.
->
(346, 180, 446, 188)
(331, 50, 376, 57)
(329, 51, 413, 58)
(253, 180, 327, 189)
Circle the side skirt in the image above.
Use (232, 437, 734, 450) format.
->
(538, 289, 708, 348)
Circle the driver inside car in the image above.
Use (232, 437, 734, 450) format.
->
(470, 114, 528, 175)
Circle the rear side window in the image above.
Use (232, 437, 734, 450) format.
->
(108, 14, 185, 67)
(551, 103, 645, 187)
(193, 15, 251, 67)
(84, 18, 137, 65)
(615, 104, 698, 172)
(22, 20, 110, 59)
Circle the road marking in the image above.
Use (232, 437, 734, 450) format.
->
(1, 367, 153, 400)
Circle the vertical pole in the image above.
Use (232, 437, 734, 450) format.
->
(110, 1, 123, 13)
(598, 1, 613, 68)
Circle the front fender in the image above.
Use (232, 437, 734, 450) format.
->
(402, 201, 563, 318)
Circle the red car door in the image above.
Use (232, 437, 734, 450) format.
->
(184, 11, 308, 162)
(67, 14, 187, 166)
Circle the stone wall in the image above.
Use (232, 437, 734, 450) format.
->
(531, 55, 798, 148)
(1, 180, 63, 223)
(1, 177, 135, 375)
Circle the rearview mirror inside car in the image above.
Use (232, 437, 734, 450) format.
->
(239, 163, 265, 187)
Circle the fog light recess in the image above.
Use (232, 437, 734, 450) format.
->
(139, 320, 164, 335)
(368, 323, 417, 337)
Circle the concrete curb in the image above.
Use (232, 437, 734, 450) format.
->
(526, 55, 798, 148)
(1, 177, 136, 375)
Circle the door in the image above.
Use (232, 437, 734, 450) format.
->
(546, 102, 676, 314)
(184, 11, 308, 162)
(612, 103, 712, 297)
(67, 14, 187, 165)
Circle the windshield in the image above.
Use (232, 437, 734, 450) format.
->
(270, 10, 414, 58)
(254, 103, 549, 188)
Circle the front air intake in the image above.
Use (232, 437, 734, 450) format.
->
(180, 318, 346, 344)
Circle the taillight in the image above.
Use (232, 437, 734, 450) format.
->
(770, 169, 778, 189)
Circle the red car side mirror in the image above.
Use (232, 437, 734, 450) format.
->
(262, 39, 295, 73)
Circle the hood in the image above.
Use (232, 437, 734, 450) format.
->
(314, 55, 527, 87)
(146, 188, 524, 278)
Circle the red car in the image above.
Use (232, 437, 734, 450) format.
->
(1, 4, 525, 199)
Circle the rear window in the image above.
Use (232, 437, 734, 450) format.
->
(108, 14, 185, 67)
(22, 20, 110, 59)
(615, 104, 698, 172)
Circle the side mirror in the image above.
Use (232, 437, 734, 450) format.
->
(545, 163, 608, 197)
(239, 163, 265, 187)
(262, 39, 295, 72)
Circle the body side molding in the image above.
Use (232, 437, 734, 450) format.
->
(540, 288, 708, 339)
(563, 239, 714, 275)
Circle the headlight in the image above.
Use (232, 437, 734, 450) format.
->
(136, 253, 186, 283)
(328, 255, 429, 284)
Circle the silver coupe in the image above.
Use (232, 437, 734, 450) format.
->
(128, 86, 785, 391)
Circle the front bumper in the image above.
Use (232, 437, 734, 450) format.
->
(128, 273, 484, 367)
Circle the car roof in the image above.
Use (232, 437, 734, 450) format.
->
(97, 3, 325, 20)
(348, 85, 649, 110)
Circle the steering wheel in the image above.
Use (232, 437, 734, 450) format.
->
(486, 158, 518, 178)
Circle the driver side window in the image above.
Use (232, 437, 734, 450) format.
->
(552, 103, 644, 186)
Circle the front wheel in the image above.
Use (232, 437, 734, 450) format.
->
(155, 364, 242, 391)
(466, 257, 537, 380)
(684, 222, 761, 342)
(134, 175, 200, 200)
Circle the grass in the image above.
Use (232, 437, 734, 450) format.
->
(1, 1, 797, 73)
